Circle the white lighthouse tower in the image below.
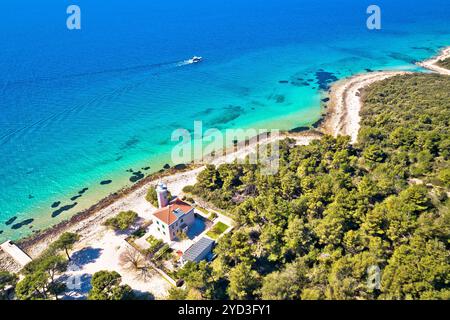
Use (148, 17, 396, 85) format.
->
(156, 181, 169, 208)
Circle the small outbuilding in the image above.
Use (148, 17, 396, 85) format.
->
(181, 237, 215, 264)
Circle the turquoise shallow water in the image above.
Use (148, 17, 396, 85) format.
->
(0, 0, 449, 241)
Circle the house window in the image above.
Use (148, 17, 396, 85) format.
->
(157, 228, 160, 232)
(163, 231, 166, 235)
(157, 221, 159, 225)
(181, 219, 184, 222)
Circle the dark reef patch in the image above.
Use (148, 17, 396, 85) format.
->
(251, 100, 266, 107)
(279, 80, 289, 84)
(290, 79, 310, 87)
(209, 105, 244, 126)
(0, 230, 3, 235)
(329, 46, 376, 60)
(100, 180, 112, 185)
(52, 203, 78, 218)
(273, 95, 285, 103)
(191, 107, 215, 118)
(365, 68, 374, 73)
(11, 218, 34, 230)
(411, 46, 434, 53)
(321, 98, 330, 103)
(289, 126, 310, 133)
(174, 164, 187, 170)
(129, 171, 145, 183)
(388, 52, 418, 64)
(163, 164, 171, 170)
(70, 195, 82, 201)
(156, 137, 171, 146)
(315, 71, 338, 91)
(51, 201, 61, 208)
(28, 194, 34, 199)
(78, 188, 89, 195)
(311, 118, 324, 128)
(267, 94, 286, 103)
(142, 167, 151, 171)
(120, 137, 140, 150)
(5, 216, 17, 226)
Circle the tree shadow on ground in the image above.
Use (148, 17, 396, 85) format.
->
(60, 273, 93, 300)
(71, 247, 103, 267)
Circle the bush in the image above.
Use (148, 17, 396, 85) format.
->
(209, 212, 218, 220)
(104, 211, 138, 231)
(182, 185, 194, 194)
(145, 187, 158, 207)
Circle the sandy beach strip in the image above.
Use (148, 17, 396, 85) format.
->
(321, 46, 450, 143)
(417, 46, 450, 75)
(321, 71, 409, 143)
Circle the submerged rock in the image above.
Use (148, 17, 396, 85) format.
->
(129, 171, 144, 183)
(70, 195, 82, 201)
(5, 216, 17, 226)
(51, 203, 78, 218)
(289, 126, 310, 133)
(51, 201, 61, 208)
(174, 164, 187, 170)
(78, 188, 89, 195)
(11, 218, 34, 230)
(100, 180, 112, 185)
(315, 71, 338, 91)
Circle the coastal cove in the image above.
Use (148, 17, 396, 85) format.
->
(0, 44, 448, 275)
(1, 0, 450, 243)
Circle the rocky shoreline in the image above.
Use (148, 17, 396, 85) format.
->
(1, 46, 449, 273)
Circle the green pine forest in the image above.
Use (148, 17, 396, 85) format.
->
(177, 73, 450, 300)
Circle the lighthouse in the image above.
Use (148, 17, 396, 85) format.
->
(156, 181, 169, 208)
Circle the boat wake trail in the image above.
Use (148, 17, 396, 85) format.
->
(1, 58, 198, 88)
(0, 57, 204, 145)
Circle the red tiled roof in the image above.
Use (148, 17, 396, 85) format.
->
(153, 198, 193, 225)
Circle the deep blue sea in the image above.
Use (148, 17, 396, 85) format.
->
(0, 0, 449, 241)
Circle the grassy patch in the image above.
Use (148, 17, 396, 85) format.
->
(206, 222, 229, 239)
(146, 235, 164, 252)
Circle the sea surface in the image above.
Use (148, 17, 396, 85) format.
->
(0, 0, 449, 241)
